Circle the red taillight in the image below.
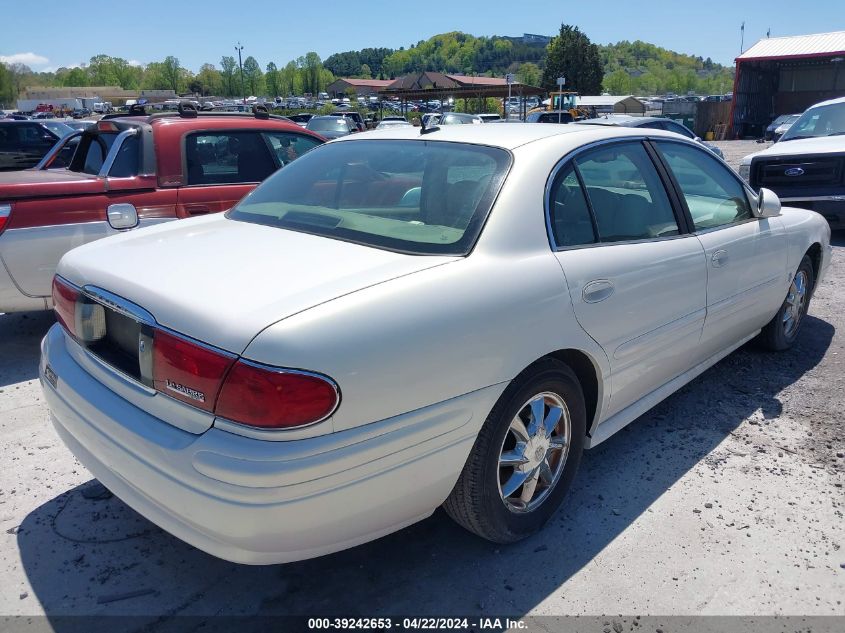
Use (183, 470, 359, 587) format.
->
(215, 361, 339, 429)
(0, 204, 10, 235)
(152, 330, 235, 412)
(52, 275, 80, 337)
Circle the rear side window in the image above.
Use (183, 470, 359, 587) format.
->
(575, 142, 678, 242)
(262, 131, 322, 167)
(656, 141, 751, 230)
(548, 164, 596, 247)
(185, 131, 275, 185)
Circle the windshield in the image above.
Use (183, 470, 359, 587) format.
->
(228, 140, 512, 255)
(42, 121, 74, 137)
(780, 102, 845, 141)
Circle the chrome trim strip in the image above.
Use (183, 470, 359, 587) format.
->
(98, 128, 139, 178)
(81, 285, 155, 326)
(216, 359, 342, 431)
(779, 195, 845, 202)
(33, 130, 83, 170)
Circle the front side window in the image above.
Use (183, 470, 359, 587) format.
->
(575, 142, 679, 242)
(185, 131, 275, 185)
(656, 141, 751, 230)
(229, 140, 511, 255)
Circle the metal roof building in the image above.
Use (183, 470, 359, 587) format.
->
(731, 31, 845, 138)
(575, 95, 645, 115)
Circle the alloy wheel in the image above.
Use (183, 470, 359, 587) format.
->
(497, 392, 571, 513)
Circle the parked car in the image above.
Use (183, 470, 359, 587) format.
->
(764, 114, 798, 141)
(772, 114, 801, 142)
(437, 112, 483, 125)
(739, 95, 845, 229)
(329, 111, 365, 131)
(63, 120, 97, 132)
(478, 114, 502, 123)
(41, 123, 830, 564)
(0, 105, 323, 313)
(0, 119, 76, 171)
(286, 113, 314, 127)
(576, 115, 725, 159)
(526, 110, 574, 124)
(306, 115, 358, 139)
(376, 119, 413, 129)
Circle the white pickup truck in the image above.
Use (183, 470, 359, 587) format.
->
(739, 96, 845, 230)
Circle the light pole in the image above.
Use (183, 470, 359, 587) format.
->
(235, 42, 246, 104)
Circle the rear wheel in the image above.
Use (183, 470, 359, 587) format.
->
(444, 359, 586, 543)
(760, 255, 814, 351)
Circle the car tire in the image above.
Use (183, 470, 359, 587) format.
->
(443, 358, 586, 543)
(759, 255, 814, 351)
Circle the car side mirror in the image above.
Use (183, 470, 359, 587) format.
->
(755, 187, 782, 218)
(694, 136, 702, 142)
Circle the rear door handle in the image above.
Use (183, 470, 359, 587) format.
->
(711, 250, 729, 267)
(583, 279, 614, 303)
(184, 204, 211, 215)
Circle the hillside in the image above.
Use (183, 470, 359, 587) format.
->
(324, 32, 734, 95)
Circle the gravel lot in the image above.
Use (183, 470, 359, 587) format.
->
(0, 149, 842, 627)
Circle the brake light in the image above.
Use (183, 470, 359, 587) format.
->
(215, 361, 339, 429)
(152, 330, 235, 412)
(0, 204, 10, 235)
(52, 276, 80, 337)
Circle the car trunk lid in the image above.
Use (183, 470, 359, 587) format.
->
(57, 213, 457, 354)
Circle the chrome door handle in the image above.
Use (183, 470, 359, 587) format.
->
(711, 250, 729, 267)
(583, 279, 614, 303)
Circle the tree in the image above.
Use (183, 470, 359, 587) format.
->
(360, 64, 372, 79)
(265, 62, 280, 97)
(516, 62, 541, 87)
(542, 24, 604, 95)
(301, 52, 323, 95)
(242, 56, 262, 96)
(220, 56, 237, 97)
(603, 69, 632, 94)
(196, 63, 222, 96)
(161, 56, 182, 92)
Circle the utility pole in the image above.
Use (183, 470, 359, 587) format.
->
(740, 22, 745, 55)
(235, 42, 246, 104)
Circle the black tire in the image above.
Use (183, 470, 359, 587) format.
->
(759, 255, 814, 351)
(443, 358, 586, 543)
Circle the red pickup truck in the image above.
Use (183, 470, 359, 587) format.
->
(0, 106, 324, 313)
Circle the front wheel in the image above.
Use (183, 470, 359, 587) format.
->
(443, 358, 586, 543)
(760, 255, 814, 351)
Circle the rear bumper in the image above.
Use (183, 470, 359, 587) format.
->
(40, 324, 500, 564)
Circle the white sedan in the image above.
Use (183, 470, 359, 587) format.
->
(40, 124, 831, 564)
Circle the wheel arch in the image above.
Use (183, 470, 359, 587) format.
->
(527, 348, 604, 436)
(806, 242, 822, 292)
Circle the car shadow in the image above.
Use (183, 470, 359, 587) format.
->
(0, 311, 54, 388)
(15, 315, 834, 628)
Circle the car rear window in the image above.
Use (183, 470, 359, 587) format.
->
(228, 140, 511, 255)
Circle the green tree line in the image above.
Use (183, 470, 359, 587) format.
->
(0, 30, 735, 107)
(0, 51, 337, 106)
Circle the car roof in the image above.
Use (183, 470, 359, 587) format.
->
(332, 121, 682, 150)
(809, 95, 845, 109)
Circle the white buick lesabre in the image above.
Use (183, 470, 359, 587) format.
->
(41, 123, 831, 564)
